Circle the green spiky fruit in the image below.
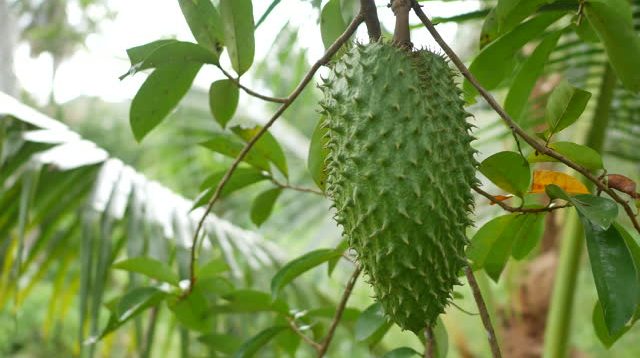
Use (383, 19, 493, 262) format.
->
(320, 42, 477, 332)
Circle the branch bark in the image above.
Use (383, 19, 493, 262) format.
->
(465, 267, 503, 358)
(360, 0, 381, 41)
(317, 266, 362, 357)
(473, 186, 570, 213)
(187, 13, 364, 290)
(216, 64, 288, 103)
(409, 0, 640, 235)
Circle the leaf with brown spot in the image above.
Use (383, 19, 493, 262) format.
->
(530, 170, 589, 195)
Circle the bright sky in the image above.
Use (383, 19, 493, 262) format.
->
(13, 0, 478, 105)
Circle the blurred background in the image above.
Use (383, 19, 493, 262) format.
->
(2, 0, 640, 357)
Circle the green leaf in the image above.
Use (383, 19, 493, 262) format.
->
(198, 258, 230, 278)
(193, 167, 269, 209)
(112, 257, 180, 286)
(464, 12, 564, 101)
(432, 317, 449, 358)
(234, 326, 288, 358)
(308, 118, 328, 192)
(572, 194, 618, 230)
(100, 287, 166, 338)
(593, 300, 631, 348)
(328, 239, 348, 277)
(306, 306, 361, 321)
(320, 0, 347, 50)
(527, 142, 603, 170)
(479, 151, 531, 197)
(613, 223, 640, 320)
(124, 41, 219, 78)
(209, 80, 239, 128)
(130, 63, 201, 141)
(214, 289, 289, 314)
(251, 188, 282, 226)
(511, 213, 546, 260)
(493, 0, 558, 40)
(232, 126, 289, 178)
(198, 276, 235, 297)
(168, 287, 212, 331)
(198, 333, 243, 354)
(504, 31, 561, 121)
(220, 0, 255, 75)
(125, 39, 178, 66)
(178, 0, 224, 54)
(584, 0, 640, 92)
(582, 220, 639, 335)
(382, 347, 421, 358)
(200, 134, 271, 172)
(355, 302, 389, 342)
(270, 249, 343, 298)
(467, 215, 515, 271)
(544, 80, 592, 138)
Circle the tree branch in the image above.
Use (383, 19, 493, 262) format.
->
(410, 0, 640, 235)
(287, 317, 322, 352)
(424, 326, 436, 358)
(270, 178, 324, 196)
(216, 65, 287, 103)
(473, 186, 570, 213)
(465, 266, 502, 358)
(317, 266, 362, 357)
(360, 0, 381, 41)
(187, 13, 365, 290)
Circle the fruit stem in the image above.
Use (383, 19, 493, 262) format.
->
(391, 0, 412, 48)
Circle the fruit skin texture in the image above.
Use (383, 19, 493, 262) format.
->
(321, 42, 477, 332)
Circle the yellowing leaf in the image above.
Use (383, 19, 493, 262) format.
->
(530, 170, 589, 194)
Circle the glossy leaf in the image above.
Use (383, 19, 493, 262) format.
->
(251, 188, 282, 226)
(214, 289, 289, 314)
(572, 194, 618, 230)
(593, 300, 630, 348)
(220, 0, 255, 75)
(544, 80, 592, 138)
(320, 0, 347, 50)
(481, 0, 558, 46)
(178, 0, 224, 55)
(308, 118, 328, 191)
(382, 347, 421, 358)
(209, 80, 239, 128)
(511, 213, 546, 260)
(124, 39, 177, 67)
(234, 326, 287, 358)
(355, 302, 389, 342)
(112, 257, 179, 286)
(271, 248, 343, 298)
(479, 151, 531, 197)
(125, 41, 219, 78)
(582, 220, 639, 335)
(584, 0, 640, 92)
(504, 31, 561, 121)
(130, 63, 201, 141)
(528, 142, 603, 170)
(531, 170, 589, 195)
(464, 12, 564, 101)
(467, 215, 515, 271)
(168, 287, 211, 331)
(232, 126, 288, 177)
(200, 134, 271, 172)
(198, 333, 243, 355)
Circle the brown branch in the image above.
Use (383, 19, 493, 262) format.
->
(287, 317, 322, 352)
(270, 178, 324, 196)
(424, 326, 436, 358)
(317, 266, 362, 357)
(465, 266, 502, 358)
(187, 14, 365, 289)
(410, 1, 640, 235)
(216, 65, 287, 103)
(473, 186, 570, 213)
(360, 0, 381, 41)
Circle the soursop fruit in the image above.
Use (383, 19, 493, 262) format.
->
(320, 42, 477, 332)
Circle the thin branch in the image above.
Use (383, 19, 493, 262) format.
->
(187, 14, 365, 289)
(317, 266, 362, 357)
(424, 326, 436, 358)
(360, 0, 382, 41)
(410, 1, 640, 235)
(216, 65, 287, 103)
(270, 178, 324, 196)
(473, 186, 570, 213)
(465, 266, 502, 358)
(287, 317, 322, 352)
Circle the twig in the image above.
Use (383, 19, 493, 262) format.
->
(317, 266, 362, 357)
(473, 186, 570, 213)
(465, 266, 502, 358)
(424, 326, 436, 358)
(187, 14, 365, 289)
(216, 65, 287, 103)
(360, 0, 382, 41)
(410, 0, 640, 235)
(287, 317, 322, 352)
(270, 178, 324, 196)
